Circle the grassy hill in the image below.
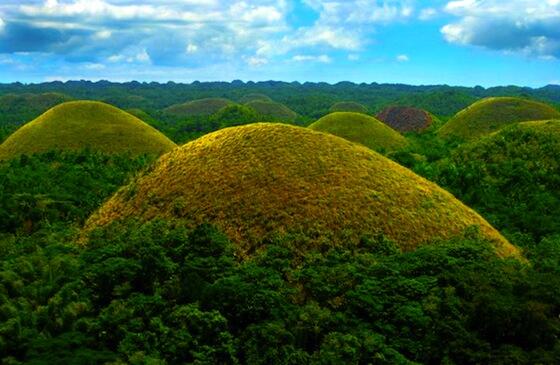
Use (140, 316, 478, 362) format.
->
(329, 101, 368, 114)
(244, 100, 298, 122)
(430, 119, 560, 241)
(438, 97, 560, 140)
(308, 112, 408, 152)
(238, 93, 272, 104)
(85, 123, 517, 258)
(0, 101, 177, 160)
(163, 98, 234, 118)
(377, 106, 433, 132)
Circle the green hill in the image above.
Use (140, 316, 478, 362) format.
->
(308, 112, 408, 152)
(244, 100, 298, 122)
(438, 97, 560, 140)
(329, 101, 368, 114)
(85, 123, 517, 258)
(431, 119, 560, 241)
(163, 98, 234, 118)
(238, 93, 272, 104)
(377, 106, 434, 132)
(0, 101, 177, 160)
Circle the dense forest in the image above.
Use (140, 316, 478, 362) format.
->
(1, 82, 560, 364)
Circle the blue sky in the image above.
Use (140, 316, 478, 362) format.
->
(0, 0, 559, 87)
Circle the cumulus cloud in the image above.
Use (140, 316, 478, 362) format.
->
(441, 0, 560, 59)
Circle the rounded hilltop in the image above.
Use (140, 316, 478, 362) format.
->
(376, 106, 434, 133)
(238, 93, 272, 104)
(438, 97, 560, 140)
(438, 119, 560, 240)
(85, 123, 518, 258)
(0, 101, 176, 160)
(244, 100, 298, 122)
(329, 101, 368, 114)
(163, 98, 234, 117)
(309, 112, 408, 152)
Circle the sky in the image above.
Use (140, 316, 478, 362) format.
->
(0, 0, 559, 87)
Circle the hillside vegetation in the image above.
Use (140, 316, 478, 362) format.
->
(85, 123, 517, 258)
(309, 112, 408, 152)
(438, 97, 560, 140)
(426, 120, 560, 241)
(238, 93, 272, 104)
(0, 101, 176, 159)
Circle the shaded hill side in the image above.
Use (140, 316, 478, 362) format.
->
(163, 98, 235, 118)
(377, 106, 433, 132)
(244, 100, 298, 122)
(329, 101, 368, 114)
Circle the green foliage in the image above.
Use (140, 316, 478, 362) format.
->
(328, 101, 368, 114)
(424, 121, 560, 242)
(0, 150, 152, 234)
(2, 221, 559, 364)
(212, 104, 263, 129)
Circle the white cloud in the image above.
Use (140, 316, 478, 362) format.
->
(396, 54, 409, 62)
(419, 8, 437, 20)
(186, 43, 198, 54)
(0, 17, 5, 32)
(292, 54, 332, 63)
(348, 54, 360, 61)
(442, 0, 560, 58)
(84, 62, 105, 70)
(246, 56, 268, 66)
(94, 30, 111, 40)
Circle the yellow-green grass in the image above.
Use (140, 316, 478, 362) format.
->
(85, 123, 518, 259)
(238, 93, 272, 104)
(309, 112, 408, 152)
(438, 97, 560, 140)
(0, 101, 177, 160)
(245, 100, 298, 122)
(163, 98, 234, 117)
(376, 106, 433, 132)
(329, 101, 368, 114)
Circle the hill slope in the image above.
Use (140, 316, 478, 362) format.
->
(309, 112, 408, 152)
(438, 97, 560, 140)
(238, 93, 272, 104)
(163, 98, 234, 118)
(0, 101, 177, 159)
(377, 106, 433, 132)
(244, 100, 298, 122)
(431, 119, 560, 241)
(85, 123, 517, 258)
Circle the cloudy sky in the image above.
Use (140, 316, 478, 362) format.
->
(0, 0, 559, 86)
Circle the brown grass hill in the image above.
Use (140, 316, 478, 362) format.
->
(163, 98, 235, 118)
(244, 100, 298, 122)
(438, 97, 560, 141)
(0, 101, 177, 160)
(84, 123, 518, 259)
(377, 106, 434, 133)
(238, 93, 273, 104)
(329, 101, 368, 114)
(308, 112, 408, 152)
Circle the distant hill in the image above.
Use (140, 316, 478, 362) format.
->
(309, 112, 408, 152)
(238, 93, 272, 104)
(244, 100, 298, 122)
(0, 92, 72, 125)
(85, 123, 517, 258)
(377, 106, 433, 132)
(0, 101, 177, 159)
(438, 97, 560, 140)
(163, 98, 235, 118)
